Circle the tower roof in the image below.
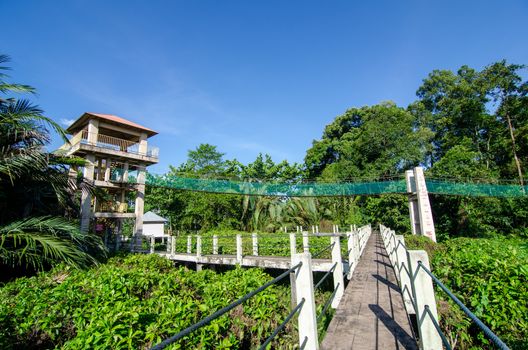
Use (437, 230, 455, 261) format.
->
(66, 112, 158, 137)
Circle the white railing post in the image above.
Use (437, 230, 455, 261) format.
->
(396, 235, 415, 315)
(150, 236, 155, 254)
(303, 232, 310, 253)
(236, 234, 242, 263)
(408, 250, 442, 349)
(213, 235, 218, 254)
(292, 253, 319, 350)
(196, 235, 202, 257)
(346, 230, 355, 278)
(290, 232, 297, 257)
(331, 235, 345, 308)
(252, 233, 258, 256)
(187, 235, 192, 254)
(170, 236, 176, 255)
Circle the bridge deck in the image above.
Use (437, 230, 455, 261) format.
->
(321, 232, 418, 350)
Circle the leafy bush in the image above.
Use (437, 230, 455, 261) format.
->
(0, 254, 332, 349)
(405, 235, 528, 349)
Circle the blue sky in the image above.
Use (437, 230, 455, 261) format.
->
(2, 0, 527, 174)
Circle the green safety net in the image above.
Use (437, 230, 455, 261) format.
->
(142, 175, 528, 198)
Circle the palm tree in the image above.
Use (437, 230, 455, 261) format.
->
(0, 54, 106, 272)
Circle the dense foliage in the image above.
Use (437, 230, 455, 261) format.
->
(405, 235, 528, 349)
(0, 254, 333, 349)
(0, 55, 105, 276)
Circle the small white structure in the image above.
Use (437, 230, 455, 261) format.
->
(143, 211, 168, 237)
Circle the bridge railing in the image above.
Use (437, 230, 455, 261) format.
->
(147, 224, 372, 350)
(379, 225, 510, 350)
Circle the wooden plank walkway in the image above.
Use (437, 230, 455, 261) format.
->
(321, 232, 418, 350)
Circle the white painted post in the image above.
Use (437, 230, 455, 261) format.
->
(166, 236, 171, 253)
(213, 235, 218, 254)
(303, 232, 310, 253)
(289, 232, 297, 257)
(316, 225, 319, 233)
(331, 235, 345, 308)
(236, 234, 242, 263)
(252, 233, 258, 256)
(196, 235, 202, 257)
(395, 235, 415, 314)
(187, 235, 192, 254)
(347, 231, 354, 278)
(408, 250, 442, 350)
(150, 236, 155, 254)
(170, 236, 176, 255)
(292, 253, 319, 350)
(312, 225, 316, 234)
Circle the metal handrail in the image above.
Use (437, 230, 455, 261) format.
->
(317, 282, 340, 322)
(258, 298, 305, 350)
(315, 262, 337, 290)
(417, 261, 510, 350)
(150, 262, 302, 350)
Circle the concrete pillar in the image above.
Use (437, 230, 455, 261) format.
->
(138, 132, 148, 155)
(395, 235, 415, 314)
(196, 236, 202, 257)
(150, 236, 155, 254)
(104, 158, 111, 181)
(87, 119, 99, 144)
(414, 167, 437, 242)
(303, 232, 310, 253)
(408, 250, 442, 349)
(170, 236, 176, 255)
(133, 165, 146, 250)
(346, 231, 355, 279)
(331, 235, 345, 308)
(252, 233, 258, 256)
(405, 170, 421, 236)
(123, 162, 129, 182)
(213, 235, 218, 254)
(187, 235, 192, 254)
(289, 233, 296, 257)
(236, 234, 242, 263)
(80, 154, 95, 233)
(292, 253, 319, 350)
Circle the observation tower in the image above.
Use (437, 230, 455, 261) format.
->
(58, 112, 159, 249)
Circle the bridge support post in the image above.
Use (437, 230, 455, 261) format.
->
(289, 233, 296, 256)
(396, 235, 415, 315)
(187, 235, 192, 254)
(303, 232, 310, 253)
(292, 253, 319, 350)
(196, 235, 203, 271)
(252, 233, 258, 256)
(346, 228, 355, 279)
(236, 234, 242, 263)
(150, 236, 155, 254)
(408, 250, 442, 350)
(331, 234, 345, 308)
(170, 236, 176, 256)
(213, 235, 218, 254)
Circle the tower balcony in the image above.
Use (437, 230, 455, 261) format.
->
(58, 130, 159, 164)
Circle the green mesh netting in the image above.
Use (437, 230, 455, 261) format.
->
(143, 175, 527, 198)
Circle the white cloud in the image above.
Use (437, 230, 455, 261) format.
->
(60, 118, 76, 126)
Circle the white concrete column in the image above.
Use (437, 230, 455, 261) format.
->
(292, 253, 319, 350)
(104, 158, 111, 181)
(150, 236, 155, 254)
(196, 235, 202, 257)
(213, 235, 218, 254)
(170, 236, 176, 255)
(133, 165, 146, 250)
(138, 132, 148, 155)
(80, 154, 95, 233)
(252, 233, 258, 256)
(347, 231, 355, 278)
(414, 167, 437, 242)
(123, 162, 129, 182)
(408, 250, 442, 350)
(87, 119, 99, 144)
(406, 170, 420, 236)
(303, 232, 310, 253)
(187, 235, 192, 254)
(331, 235, 345, 308)
(236, 234, 242, 263)
(396, 236, 415, 315)
(289, 233, 297, 257)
